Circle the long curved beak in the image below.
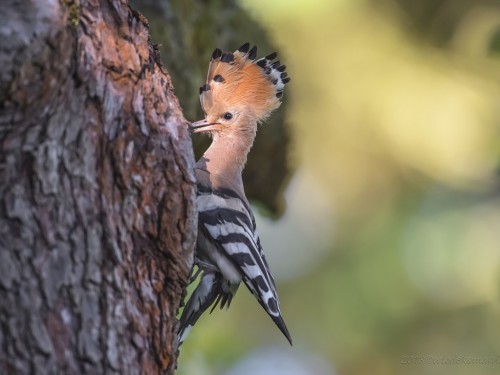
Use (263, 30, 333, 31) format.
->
(189, 119, 220, 133)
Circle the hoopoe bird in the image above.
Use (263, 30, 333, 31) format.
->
(178, 43, 291, 345)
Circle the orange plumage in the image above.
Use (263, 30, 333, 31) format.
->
(192, 43, 290, 135)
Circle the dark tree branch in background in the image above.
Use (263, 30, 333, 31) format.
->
(0, 1, 196, 374)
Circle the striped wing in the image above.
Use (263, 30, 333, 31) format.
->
(196, 185, 291, 343)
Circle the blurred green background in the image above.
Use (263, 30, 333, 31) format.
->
(138, 0, 500, 374)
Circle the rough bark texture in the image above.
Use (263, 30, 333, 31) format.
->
(0, 1, 196, 374)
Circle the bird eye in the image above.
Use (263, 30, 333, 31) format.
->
(223, 112, 233, 120)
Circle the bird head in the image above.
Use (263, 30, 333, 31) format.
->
(191, 43, 290, 136)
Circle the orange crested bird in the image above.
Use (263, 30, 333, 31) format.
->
(178, 42, 291, 345)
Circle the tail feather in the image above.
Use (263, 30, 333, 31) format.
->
(178, 272, 235, 345)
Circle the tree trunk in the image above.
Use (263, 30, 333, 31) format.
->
(0, 1, 196, 374)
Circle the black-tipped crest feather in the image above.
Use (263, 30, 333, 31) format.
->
(238, 42, 250, 53)
(212, 48, 222, 59)
(248, 45, 257, 60)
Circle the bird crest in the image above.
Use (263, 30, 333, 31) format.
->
(199, 43, 290, 122)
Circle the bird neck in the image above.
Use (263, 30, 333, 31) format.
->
(196, 127, 257, 190)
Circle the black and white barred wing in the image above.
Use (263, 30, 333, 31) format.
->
(197, 188, 292, 344)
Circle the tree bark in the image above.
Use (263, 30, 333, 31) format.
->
(0, 1, 196, 374)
